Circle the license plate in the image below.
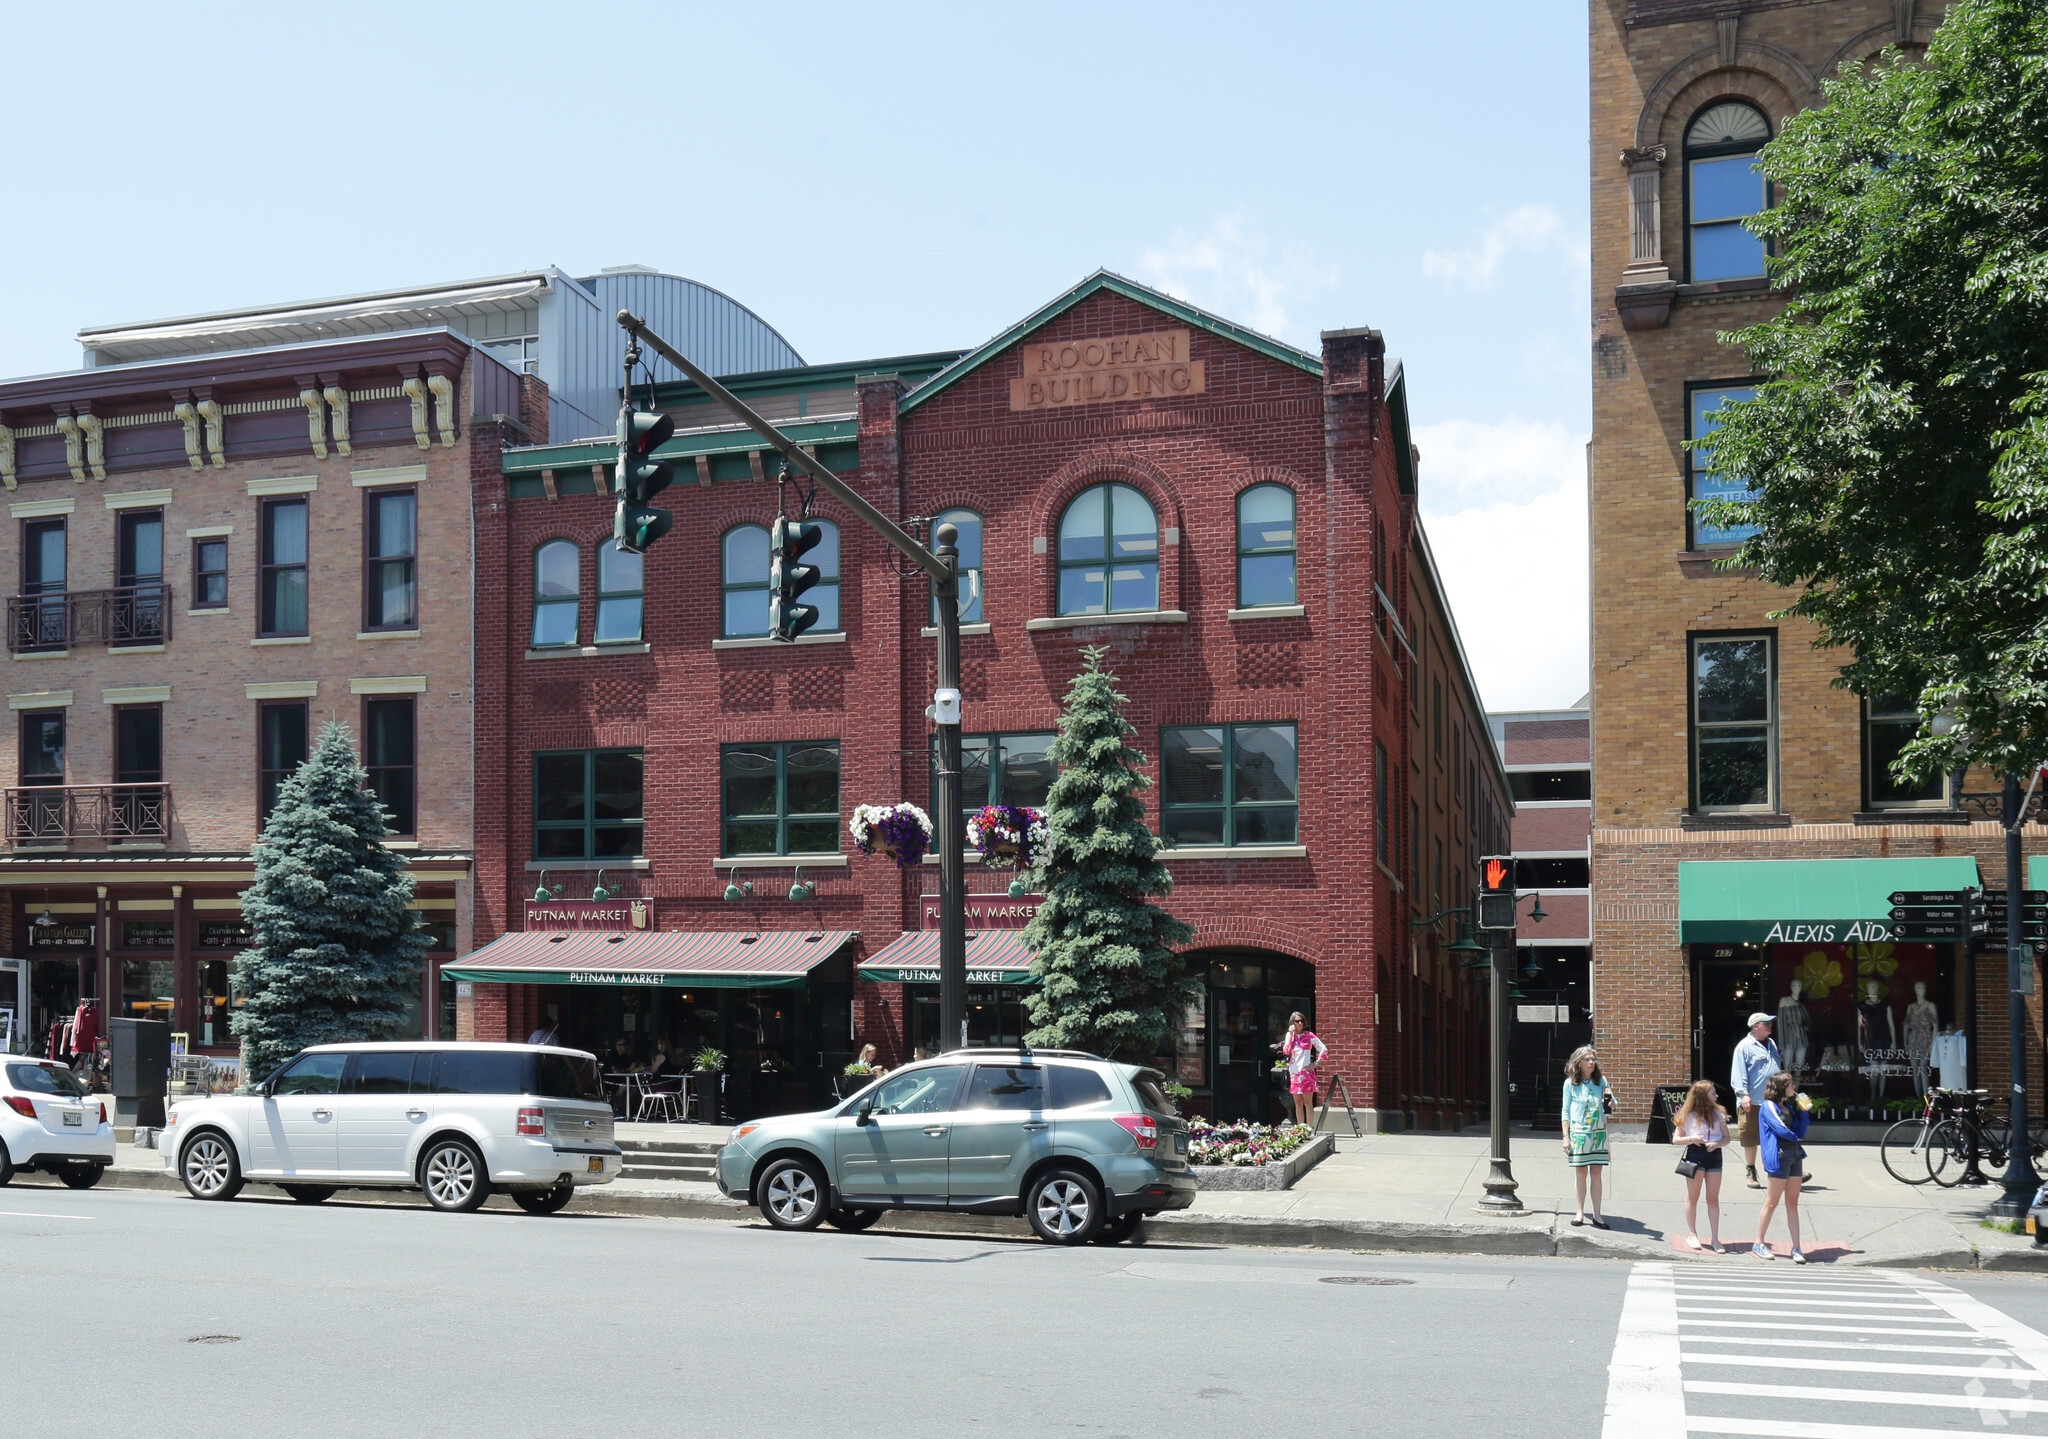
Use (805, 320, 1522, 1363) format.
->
(1174, 1133, 1187, 1154)
(587, 1156, 604, 1173)
(61, 1109, 81, 1128)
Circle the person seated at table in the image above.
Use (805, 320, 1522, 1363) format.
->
(606, 1037, 636, 1073)
(855, 1042, 887, 1077)
(646, 1039, 680, 1082)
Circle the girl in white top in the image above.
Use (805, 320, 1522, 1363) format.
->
(1670, 1079, 1730, 1253)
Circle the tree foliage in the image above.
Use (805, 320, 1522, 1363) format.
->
(232, 721, 431, 1080)
(1022, 648, 1196, 1063)
(1697, 0, 2048, 781)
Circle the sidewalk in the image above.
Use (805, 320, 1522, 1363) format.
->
(78, 1126, 2048, 1268)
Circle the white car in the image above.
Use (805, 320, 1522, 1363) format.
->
(1, 1058, 115, 1188)
(160, 1042, 621, 1214)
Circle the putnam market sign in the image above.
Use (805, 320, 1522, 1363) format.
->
(523, 899, 653, 932)
(920, 896, 1040, 930)
(1011, 329, 1205, 412)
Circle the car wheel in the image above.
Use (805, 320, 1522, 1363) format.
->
(419, 1138, 489, 1213)
(281, 1185, 336, 1204)
(757, 1157, 828, 1231)
(0, 1140, 14, 1187)
(511, 1180, 574, 1216)
(1090, 1212, 1146, 1246)
(826, 1206, 883, 1232)
(58, 1163, 104, 1191)
(180, 1133, 243, 1201)
(1027, 1167, 1105, 1245)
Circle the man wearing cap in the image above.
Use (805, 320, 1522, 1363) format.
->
(1731, 1013, 1782, 1189)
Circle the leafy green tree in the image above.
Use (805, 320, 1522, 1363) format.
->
(232, 721, 430, 1079)
(1697, 0, 2048, 781)
(1022, 648, 1196, 1062)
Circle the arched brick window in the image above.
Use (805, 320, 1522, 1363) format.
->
(1056, 483, 1157, 616)
(531, 540, 580, 647)
(1686, 101, 1772, 282)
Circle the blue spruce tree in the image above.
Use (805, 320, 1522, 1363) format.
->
(1022, 648, 1196, 1062)
(232, 720, 430, 1079)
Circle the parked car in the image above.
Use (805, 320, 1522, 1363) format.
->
(0, 1058, 114, 1188)
(160, 1042, 620, 1214)
(715, 1048, 1195, 1244)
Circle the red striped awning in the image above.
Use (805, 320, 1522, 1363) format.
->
(857, 930, 1037, 985)
(441, 929, 857, 989)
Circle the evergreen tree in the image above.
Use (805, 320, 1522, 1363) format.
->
(232, 720, 430, 1080)
(1022, 648, 1195, 1062)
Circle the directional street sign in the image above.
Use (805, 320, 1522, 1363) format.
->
(1894, 923, 1966, 940)
(1976, 889, 2048, 905)
(1890, 890, 1968, 906)
(1890, 906, 1965, 923)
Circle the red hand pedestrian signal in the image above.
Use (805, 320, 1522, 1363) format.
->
(1484, 857, 1510, 893)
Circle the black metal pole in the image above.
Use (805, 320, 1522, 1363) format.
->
(933, 526, 966, 1054)
(1478, 927, 1524, 1212)
(1997, 775, 2042, 1214)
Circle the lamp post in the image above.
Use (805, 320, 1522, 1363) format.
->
(1996, 775, 2044, 1217)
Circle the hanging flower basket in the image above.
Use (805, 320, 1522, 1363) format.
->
(849, 802, 933, 868)
(968, 805, 1047, 870)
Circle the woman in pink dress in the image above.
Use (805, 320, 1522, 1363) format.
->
(1278, 1012, 1327, 1125)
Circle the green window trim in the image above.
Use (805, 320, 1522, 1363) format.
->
(532, 539, 581, 648)
(934, 731, 1058, 829)
(721, 740, 842, 857)
(594, 540, 644, 645)
(723, 521, 843, 639)
(1159, 722, 1301, 849)
(1235, 483, 1297, 608)
(1056, 482, 1159, 617)
(533, 748, 644, 861)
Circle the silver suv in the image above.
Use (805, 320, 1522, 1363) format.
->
(715, 1049, 1194, 1245)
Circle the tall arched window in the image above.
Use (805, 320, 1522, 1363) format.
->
(1686, 101, 1772, 282)
(1057, 483, 1157, 616)
(933, 507, 983, 625)
(1236, 484, 1296, 607)
(595, 540, 643, 644)
(532, 540, 579, 647)
(722, 524, 770, 638)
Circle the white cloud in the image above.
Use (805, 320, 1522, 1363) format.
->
(1414, 418, 1589, 713)
(1422, 204, 1587, 291)
(1135, 213, 1337, 344)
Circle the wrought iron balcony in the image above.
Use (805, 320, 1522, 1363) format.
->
(8, 584, 172, 652)
(6, 784, 170, 844)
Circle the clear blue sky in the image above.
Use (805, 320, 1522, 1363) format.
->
(2, 1, 1591, 710)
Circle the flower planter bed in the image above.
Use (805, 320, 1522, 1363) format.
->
(1186, 1122, 1335, 1191)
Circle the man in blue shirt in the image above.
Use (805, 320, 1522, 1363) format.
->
(1731, 1012, 1781, 1189)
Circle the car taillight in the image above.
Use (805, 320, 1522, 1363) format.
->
(96, 1102, 107, 1126)
(1112, 1114, 1158, 1150)
(517, 1106, 545, 1136)
(4, 1096, 35, 1118)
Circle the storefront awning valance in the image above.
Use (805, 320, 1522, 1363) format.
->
(1678, 857, 1982, 944)
(441, 929, 857, 988)
(858, 930, 1038, 986)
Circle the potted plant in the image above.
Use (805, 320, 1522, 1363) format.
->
(967, 804, 1047, 868)
(849, 802, 934, 867)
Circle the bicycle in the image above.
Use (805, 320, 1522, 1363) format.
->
(1880, 1089, 1946, 1185)
(1925, 1090, 2048, 1188)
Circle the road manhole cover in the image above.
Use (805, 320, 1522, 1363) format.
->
(1319, 1276, 1413, 1286)
(187, 1335, 241, 1345)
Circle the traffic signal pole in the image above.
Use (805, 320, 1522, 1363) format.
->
(613, 311, 971, 1053)
(1997, 776, 2042, 1216)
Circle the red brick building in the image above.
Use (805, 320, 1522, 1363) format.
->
(457, 273, 1506, 1128)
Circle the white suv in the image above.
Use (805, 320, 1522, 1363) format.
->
(160, 1042, 620, 1214)
(0, 1058, 114, 1188)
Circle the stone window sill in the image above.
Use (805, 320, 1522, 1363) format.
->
(524, 858, 652, 872)
(525, 643, 653, 661)
(1679, 811, 1792, 830)
(185, 607, 229, 617)
(1160, 844, 1308, 860)
(111, 644, 165, 654)
(14, 650, 69, 661)
(1025, 610, 1187, 632)
(918, 623, 993, 638)
(712, 633, 846, 651)
(358, 629, 420, 641)
(251, 636, 311, 647)
(714, 853, 848, 869)
(1853, 809, 1971, 826)
(1227, 604, 1306, 620)
(1677, 276, 1771, 300)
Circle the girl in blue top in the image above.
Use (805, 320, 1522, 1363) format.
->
(1561, 1046, 1615, 1229)
(1753, 1070, 1812, 1263)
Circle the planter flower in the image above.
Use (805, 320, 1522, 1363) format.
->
(1186, 1119, 1314, 1167)
(849, 802, 934, 868)
(967, 804, 1047, 869)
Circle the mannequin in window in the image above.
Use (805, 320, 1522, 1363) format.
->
(1775, 980, 1811, 1075)
(1903, 980, 1939, 1096)
(1857, 979, 1896, 1103)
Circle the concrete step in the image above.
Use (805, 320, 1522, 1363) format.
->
(616, 1138, 720, 1182)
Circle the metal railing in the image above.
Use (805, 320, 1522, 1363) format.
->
(5, 783, 171, 843)
(7, 584, 172, 652)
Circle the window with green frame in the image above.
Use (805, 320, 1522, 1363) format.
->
(1159, 723, 1299, 847)
(721, 741, 841, 855)
(934, 731, 1057, 830)
(723, 521, 841, 638)
(533, 749, 643, 859)
(1236, 483, 1296, 606)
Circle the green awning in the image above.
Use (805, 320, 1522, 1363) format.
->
(2028, 856, 2048, 893)
(1678, 857, 1982, 944)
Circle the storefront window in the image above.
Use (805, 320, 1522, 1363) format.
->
(119, 959, 175, 1021)
(197, 959, 238, 1048)
(120, 920, 173, 949)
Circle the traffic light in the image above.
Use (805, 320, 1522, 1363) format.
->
(613, 408, 675, 554)
(769, 514, 823, 641)
(1477, 854, 1517, 931)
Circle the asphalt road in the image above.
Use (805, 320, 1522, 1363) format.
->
(4, 1181, 2045, 1438)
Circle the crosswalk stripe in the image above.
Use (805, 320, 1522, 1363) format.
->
(1677, 1308, 1969, 1326)
(1672, 1297, 1943, 1312)
(1675, 1285, 1939, 1300)
(1880, 1271, 2048, 1379)
(1685, 1378, 2048, 1414)
(1681, 1350, 2047, 1380)
(1687, 1419, 2010, 1439)
(1679, 1334, 2019, 1358)
(1600, 1262, 1685, 1439)
(1678, 1320, 2000, 1338)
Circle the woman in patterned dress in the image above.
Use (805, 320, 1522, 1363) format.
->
(1562, 1045, 1615, 1229)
